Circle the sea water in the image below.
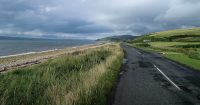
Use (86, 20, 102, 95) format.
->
(0, 38, 96, 57)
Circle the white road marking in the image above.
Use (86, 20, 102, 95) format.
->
(153, 65, 181, 90)
(136, 50, 141, 55)
(142, 54, 144, 58)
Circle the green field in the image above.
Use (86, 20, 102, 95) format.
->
(163, 53, 200, 70)
(130, 27, 200, 71)
(133, 27, 200, 42)
(149, 42, 200, 47)
(0, 44, 123, 105)
(150, 28, 200, 38)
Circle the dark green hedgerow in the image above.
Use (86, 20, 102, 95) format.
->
(135, 43, 151, 47)
(174, 44, 200, 48)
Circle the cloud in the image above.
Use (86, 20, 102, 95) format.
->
(0, 0, 200, 39)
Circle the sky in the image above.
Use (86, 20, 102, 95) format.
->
(0, 0, 200, 39)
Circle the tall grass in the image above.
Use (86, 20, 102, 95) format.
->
(74, 47, 123, 105)
(0, 44, 123, 105)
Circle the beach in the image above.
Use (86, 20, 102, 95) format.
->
(0, 43, 107, 72)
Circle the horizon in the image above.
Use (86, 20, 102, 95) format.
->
(0, 34, 137, 40)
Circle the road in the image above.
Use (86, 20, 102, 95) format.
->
(112, 43, 200, 105)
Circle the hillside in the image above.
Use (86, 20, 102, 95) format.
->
(129, 27, 200, 71)
(133, 27, 200, 42)
(97, 35, 138, 41)
(0, 36, 23, 40)
(0, 36, 37, 40)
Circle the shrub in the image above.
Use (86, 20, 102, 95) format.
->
(135, 43, 151, 47)
(187, 51, 200, 60)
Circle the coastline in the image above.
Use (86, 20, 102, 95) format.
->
(0, 43, 98, 58)
(0, 42, 106, 73)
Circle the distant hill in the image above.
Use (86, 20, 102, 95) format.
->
(0, 36, 35, 40)
(96, 35, 138, 41)
(133, 27, 200, 42)
(0, 36, 62, 40)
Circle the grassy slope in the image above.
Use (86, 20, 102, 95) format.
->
(133, 27, 200, 42)
(149, 42, 200, 47)
(0, 43, 123, 105)
(130, 27, 200, 71)
(150, 27, 200, 37)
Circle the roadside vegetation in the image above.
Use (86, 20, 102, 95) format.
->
(128, 27, 200, 71)
(0, 43, 123, 105)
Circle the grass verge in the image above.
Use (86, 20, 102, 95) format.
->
(163, 53, 200, 71)
(129, 43, 200, 71)
(0, 43, 123, 105)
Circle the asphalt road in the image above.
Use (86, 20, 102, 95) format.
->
(112, 43, 200, 105)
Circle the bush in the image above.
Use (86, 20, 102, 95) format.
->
(168, 35, 200, 41)
(187, 51, 200, 60)
(136, 43, 151, 47)
(182, 44, 200, 48)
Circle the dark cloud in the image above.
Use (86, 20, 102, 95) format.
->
(0, 0, 200, 39)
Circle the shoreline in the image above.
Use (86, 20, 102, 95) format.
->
(0, 42, 106, 73)
(0, 50, 58, 58)
(0, 43, 99, 58)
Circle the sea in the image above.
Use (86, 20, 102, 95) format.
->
(0, 38, 96, 57)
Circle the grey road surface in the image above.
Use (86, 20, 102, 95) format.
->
(112, 43, 200, 105)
